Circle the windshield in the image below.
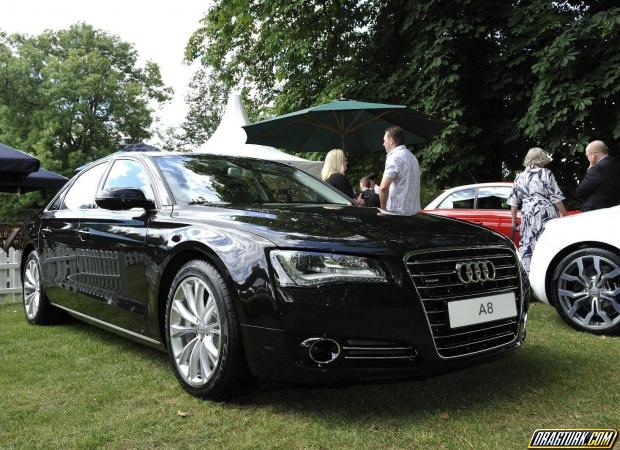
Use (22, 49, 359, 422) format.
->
(153, 154, 351, 207)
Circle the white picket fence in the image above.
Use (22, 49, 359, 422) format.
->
(0, 248, 22, 305)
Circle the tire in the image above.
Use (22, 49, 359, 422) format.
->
(164, 259, 250, 399)
(22, 251, 61, 325)
(551, 247, 620, 334)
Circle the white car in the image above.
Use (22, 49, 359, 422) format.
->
(529, 206, 620, 334)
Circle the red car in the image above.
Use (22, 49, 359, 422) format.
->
(421, 182, 521, 245)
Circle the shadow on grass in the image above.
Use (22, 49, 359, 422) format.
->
(32, 306, 599, 424)
(59, 319, 168, 366)
(230, 343, 590, 423)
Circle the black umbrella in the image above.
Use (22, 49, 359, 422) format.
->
(19, 168, 68, 193)
(0, 167, 68, 193)
(0, 143, 40, 185)
(120, 143, 162, 152)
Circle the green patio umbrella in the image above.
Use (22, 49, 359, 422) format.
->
(242, 99, 449, 153)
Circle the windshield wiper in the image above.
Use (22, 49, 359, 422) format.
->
(189, 200, 229, 206)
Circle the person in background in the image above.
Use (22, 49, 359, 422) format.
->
(379, 126, 420, 215)
(356, 177, 380, 207)
(367, 173, 380, 194)
(575, 140, 620, 212)
(508, 147, 567, 273)
(321, 148, 356, 200)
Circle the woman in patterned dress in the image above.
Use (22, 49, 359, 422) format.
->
(508, 147, 567, 273)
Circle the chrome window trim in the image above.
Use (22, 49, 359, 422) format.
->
(44, 161, 110, 212)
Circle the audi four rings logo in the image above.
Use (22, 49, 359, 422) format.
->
(455, 260, 496, 284)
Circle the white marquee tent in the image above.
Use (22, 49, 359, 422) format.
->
(194, 94, 323, 178)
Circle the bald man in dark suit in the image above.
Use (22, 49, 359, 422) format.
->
(575, 140, 620, 212)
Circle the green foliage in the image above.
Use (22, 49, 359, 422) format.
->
(0, 23, 171, 219)
(185, 1, 619, 196)
(182, 69, 229, 147)
(519, 6, 620, 189)
(184, 0, 373, 133)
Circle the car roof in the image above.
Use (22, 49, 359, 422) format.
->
(440, 182, 513, 193)
(424, 182, 514, 209)
(75, 151, 289, 172)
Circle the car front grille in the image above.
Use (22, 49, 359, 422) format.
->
(405, 246, 522, 358)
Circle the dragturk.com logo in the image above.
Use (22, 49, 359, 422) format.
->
(529, 429, 618, 449)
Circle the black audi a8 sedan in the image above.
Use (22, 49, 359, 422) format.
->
(21, 152, 529, 398)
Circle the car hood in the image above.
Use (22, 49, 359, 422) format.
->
(175, 204, 510, 255)
(551, 205, 619, 224)
(540, 205, 620, 248)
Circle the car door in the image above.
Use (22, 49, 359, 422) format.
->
(74, 158, 157, 335)
(476, 186, 521, 245)
(39, 162, 108, 311)
(426, 187, 480, 223)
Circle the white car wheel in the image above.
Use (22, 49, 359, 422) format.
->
(551, 247, 620, 334)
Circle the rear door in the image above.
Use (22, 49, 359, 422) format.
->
(39, 162, 108, 311)
(476, 186, 520, 245)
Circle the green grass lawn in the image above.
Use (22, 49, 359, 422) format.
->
(0, 302, 618, 450)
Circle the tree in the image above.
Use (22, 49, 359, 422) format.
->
(184, 0, 373, 129)
(185, 1, 619, 195)
(519, 5, 620, 189)
(0, 23, 172, 219)
(182, 69, 230, 146)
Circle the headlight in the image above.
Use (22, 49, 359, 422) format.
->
(270, 250, 387, 287)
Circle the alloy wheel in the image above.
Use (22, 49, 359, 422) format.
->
(169, 276, 222, 386)
(556, 254, 620, 331)
(23, 258, 41, 320)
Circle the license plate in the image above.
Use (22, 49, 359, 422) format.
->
(447, 292, 517, 328)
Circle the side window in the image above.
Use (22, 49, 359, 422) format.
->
(260, 172, 320, 203)
(438, 188, 476, 209)
(477, 186, 511, 210)
(62, 163, 108, 210)
(102, 159, 155, 200)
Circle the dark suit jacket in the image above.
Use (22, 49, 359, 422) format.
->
(575, 156, 620, 211)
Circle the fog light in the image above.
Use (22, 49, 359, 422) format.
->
(301, 337, 341, 364)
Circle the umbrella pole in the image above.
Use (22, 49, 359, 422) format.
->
(341, 112, 346, 151)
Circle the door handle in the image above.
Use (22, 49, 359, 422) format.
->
(40, 227, 52, 238)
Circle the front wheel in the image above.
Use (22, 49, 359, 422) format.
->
(164, 259, 250, 399)
(551, 247, 620, 334)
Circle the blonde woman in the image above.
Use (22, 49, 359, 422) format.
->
(321, 149, 355, 199)
(507, 147, 567, 272)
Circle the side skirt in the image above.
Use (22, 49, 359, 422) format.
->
(50, 302, 166, 352)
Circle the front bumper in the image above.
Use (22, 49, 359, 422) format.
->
(241, 278, 529, 383)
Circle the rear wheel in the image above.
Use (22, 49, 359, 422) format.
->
(22, 251, 60, 324)
(165, 259, 250, 399)
(551, 247, 620, 334)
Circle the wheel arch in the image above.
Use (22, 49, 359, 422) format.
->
(544, 240, 620, 306)
(155, 242, 236, 348)
(20, 242, 37, 276)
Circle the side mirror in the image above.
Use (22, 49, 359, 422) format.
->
(95, 188, 155, 211)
